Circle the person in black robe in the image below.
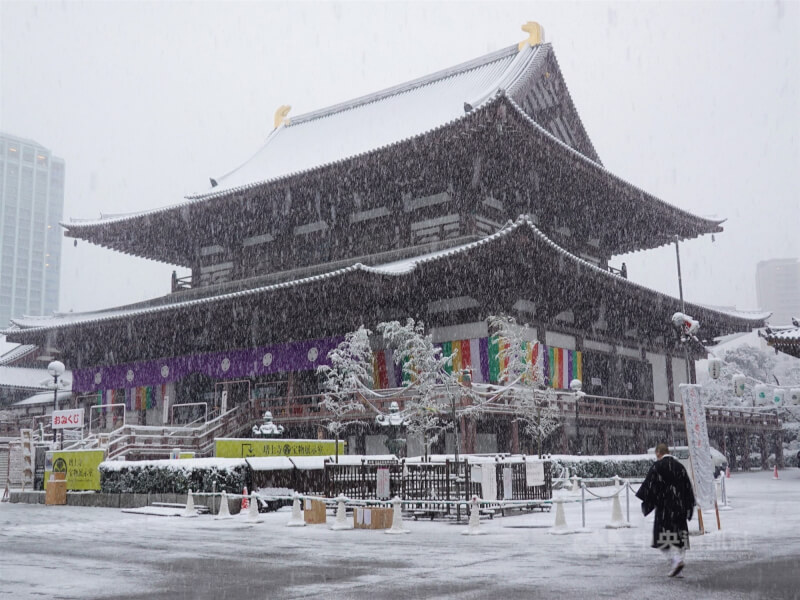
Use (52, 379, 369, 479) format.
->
(636, 443, 695, 577)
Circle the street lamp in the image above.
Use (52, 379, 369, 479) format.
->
(47, 360, 65, 445)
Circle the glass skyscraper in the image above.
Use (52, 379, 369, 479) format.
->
(0, 133, 65, 328)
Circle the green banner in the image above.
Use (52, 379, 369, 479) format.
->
(44, 450, 105, 491)
(215, 438, 345, 458)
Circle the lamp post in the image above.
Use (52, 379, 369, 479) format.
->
(673, 236, 695, 385)
(47, 360, 65, 445)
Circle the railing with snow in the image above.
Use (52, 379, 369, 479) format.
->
(254, 390, 781, 430)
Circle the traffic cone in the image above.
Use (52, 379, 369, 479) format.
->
(385, 496, 410, 535)
(247, 492, 263, 523)
(605, 491, 629, 529)
(215, 490, 232, 520)
(463, 496, 487, 536)
(549, 497, 570, 535)
(182, 489, 198, 518)
(241, 486, 249, 511)
(725, 466, 730, 479)
(331, 494, 353, 530)
(773, 465, 779, 480)
(287, 493, 305, 527)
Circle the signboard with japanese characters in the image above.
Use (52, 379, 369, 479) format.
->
(44, 449, 105, 491)
(51, 408, 85, 430)
(376, 467, 391, 500)
(215, 438, 345, 458)
(679, 384, 715, 510)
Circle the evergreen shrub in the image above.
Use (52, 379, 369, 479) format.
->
(99, 459, 248, 494)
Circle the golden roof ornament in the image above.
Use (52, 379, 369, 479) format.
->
(518, 21, 545, 51)
(274, 105, 291, 129)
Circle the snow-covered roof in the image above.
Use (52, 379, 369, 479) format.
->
(698, 304, 771, 322)
(0, 343, 37, 365)
(64, 44, 543, 228)
(0, 366, 72, 391)
(5, 215, 766, 338)
(763, 326, 800, 342)
(12, 390, 72, 407)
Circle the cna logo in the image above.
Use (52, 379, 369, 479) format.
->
(53, 457, 67, 474)
(283, 444, 292, 456)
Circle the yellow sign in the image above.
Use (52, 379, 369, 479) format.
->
(44, 450, 105, 491)
(215, 438, 345, 458)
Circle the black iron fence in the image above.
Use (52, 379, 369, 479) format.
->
(323, 458, 551, 503)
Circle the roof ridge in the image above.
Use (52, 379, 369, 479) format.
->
(290, 44, 520, 126)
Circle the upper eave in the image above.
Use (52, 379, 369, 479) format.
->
(7, 215, 766, 340)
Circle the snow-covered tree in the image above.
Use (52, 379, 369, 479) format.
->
(317, 326, 373, 462)
(724, 344, 776, 382)
(378, 318, 470, 460)
(488, 314, 560, 457)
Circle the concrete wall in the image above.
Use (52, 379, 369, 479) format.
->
(9, 490, 241, 513)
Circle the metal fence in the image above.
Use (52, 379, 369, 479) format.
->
(323, 458, 552, 504)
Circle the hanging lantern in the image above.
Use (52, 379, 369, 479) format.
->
(708, 358, 722, 380)
(772, 388, 785, 406)
(732, 374, 746, 397)
(790, 389, 800, 405)
(753, 384, 769, 405)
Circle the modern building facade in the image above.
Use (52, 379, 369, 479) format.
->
(0, 133, 65, 328)
(756, 258, 800, 325)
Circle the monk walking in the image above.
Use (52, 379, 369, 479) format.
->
(636, 443, 696, 577)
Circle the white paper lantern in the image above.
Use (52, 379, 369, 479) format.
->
(772, 388, 785, 406)
(754, 384, 769, 405)
(790, 389, 800, 405)
(708, 358, 722, 380)
(733, 374, 746, 397)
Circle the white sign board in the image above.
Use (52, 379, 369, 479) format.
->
(525, 461, 545, 487)
(679, 384, 715, 510)
(481, 464, 497, 501)
(502, 467, 513, 500)
(52, 408, 84, 429)
(376, 467, 391, 500)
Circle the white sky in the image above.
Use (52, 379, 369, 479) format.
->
(2, 1, 798, 316)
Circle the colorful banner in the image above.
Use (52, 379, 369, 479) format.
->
(215, 438, 345, 458)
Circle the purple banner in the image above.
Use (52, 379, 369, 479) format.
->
(73, 336, 344, 393)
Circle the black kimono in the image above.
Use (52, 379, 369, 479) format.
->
(636, 455, 695, 549)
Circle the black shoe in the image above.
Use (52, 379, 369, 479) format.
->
(668, 560, 685, 577)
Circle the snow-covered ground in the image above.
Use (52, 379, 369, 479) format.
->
(2, 471, 799, 599)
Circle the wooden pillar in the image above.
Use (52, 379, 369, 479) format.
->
(465, 419, 477, 454)
(600, 425, 609, 456)
(742, 434, 751, 471)
(459, 417, 467, 455)
(775, 430, 784, 468)
(510, 418, 520, 454)
(760, 433, 769, 470)
(561, 425, 569, 454)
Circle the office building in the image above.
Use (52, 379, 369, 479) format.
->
(0, 133, 65, 328)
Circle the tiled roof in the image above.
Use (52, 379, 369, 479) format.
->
(0, 343, 37, 365)
(0, 366, 72, 391)
(64, 44, 544, 229)
(6, 215, 766, 337)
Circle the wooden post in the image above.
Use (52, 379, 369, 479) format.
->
(510, 418, 519, 454)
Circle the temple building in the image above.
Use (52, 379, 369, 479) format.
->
(3, 25, 776, 459)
